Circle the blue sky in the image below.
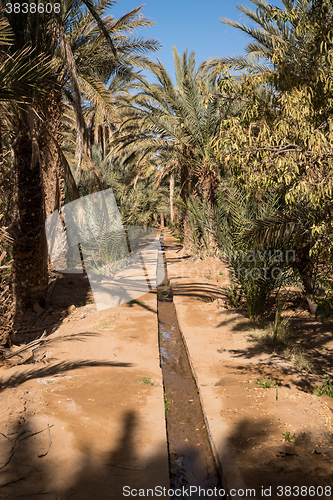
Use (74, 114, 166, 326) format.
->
(108, 0, 283, 81)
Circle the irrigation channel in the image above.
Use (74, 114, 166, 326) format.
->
(157, 235, 229, 500)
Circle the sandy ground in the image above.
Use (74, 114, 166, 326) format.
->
(1, 230, 333, 500)
(0, 291, 169, 499)
(163, 231, 333, 499)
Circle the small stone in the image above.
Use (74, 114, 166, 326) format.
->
(67, 305, 76, 315)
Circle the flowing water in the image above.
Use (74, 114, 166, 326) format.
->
(157, 236, 228, 499)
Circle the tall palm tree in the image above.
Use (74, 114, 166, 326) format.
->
(218, 0, 313, 72)
(111, 48, 235, 246)
(204, 0, 333, 115)
(0, 11, 57, 335)
(3, 0, 160, 314)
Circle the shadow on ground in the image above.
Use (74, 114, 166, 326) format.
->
(0, 410, 168, 500)
(1, 409, 332, 499)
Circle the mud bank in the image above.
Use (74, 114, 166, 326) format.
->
(157, 237, 227, 499)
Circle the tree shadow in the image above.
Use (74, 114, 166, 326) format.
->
(171, 282, 226, 302)
(0, 410, 170, 500)
(0, 359, 133, 393)
(1, 409, 332, 499)
(121, 297, 157, 314)
(219, 416, 333, 494)
(12, 272, 95, 345)
(47, 272, 93, 309)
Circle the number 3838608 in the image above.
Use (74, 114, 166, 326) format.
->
(6, 3, 60, 13)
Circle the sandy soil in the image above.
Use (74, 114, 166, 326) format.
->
(164, 231, 333, 499)
(0, 285, 169, 499)
(1, 230, 333, 500)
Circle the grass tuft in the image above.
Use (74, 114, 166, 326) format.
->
(139, 377, 154, 386)
(283, 431, 295, 442)
(164, 395, 171, 412)
(256, 377, 278, 388)
(248, 320, 319, 374)
(315, 375, 333, 397)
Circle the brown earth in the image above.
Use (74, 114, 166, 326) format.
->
(0, 279, 169, 499)
(0, 231, 333, 500)
(164, 231, 333, 499)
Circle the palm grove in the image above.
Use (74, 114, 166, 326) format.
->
(0, 0, 332, 345)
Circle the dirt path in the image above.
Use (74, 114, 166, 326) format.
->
(0, 292, 169, 499)
(1, 231, 333, 500)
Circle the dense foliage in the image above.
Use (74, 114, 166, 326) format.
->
(1, 0, 333, 343)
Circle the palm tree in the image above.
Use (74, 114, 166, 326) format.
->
(111, 48, 235, 246)
(3, 0, 160, 314)
(242, 201, 333, 313)
(204, 0, 333, 115)
(78, 143, 168, 229)
(218, 0, 313, 72)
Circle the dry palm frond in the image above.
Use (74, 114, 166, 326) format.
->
(46, 129, 81, 201)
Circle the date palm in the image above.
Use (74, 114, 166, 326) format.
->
(219, 0, 313, 72)
(3, 0, 160, 315)
(204, 0, 333, 108)
(111, 48, 236, 246)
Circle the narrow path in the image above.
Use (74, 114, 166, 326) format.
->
(157, 234, 228, 499)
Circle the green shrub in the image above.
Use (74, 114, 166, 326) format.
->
(315, 375, 333, 397)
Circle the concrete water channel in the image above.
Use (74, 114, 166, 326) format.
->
(157, 236, 229, 500)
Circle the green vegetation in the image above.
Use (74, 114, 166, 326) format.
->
(256, 378, 278, 389)
(98, 318, 116, 330)
(283, 431, 295, 442)
(164, 395, 171, 412)
(1, 0, 333, 353)
(315, 375, 333, 398)
(248, 321, 318, 374)
(139, 377, 154, 386)
(173, 234, 184, 243)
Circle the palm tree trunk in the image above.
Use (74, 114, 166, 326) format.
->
(295, 246, 317, 314)
(0, 116, 2, 162)
(200, 175, 218, 255)
(12, 128, 48, 317)
(180, 150, 195, 249)
(40, 95, 64, 219)
(180, 162, 193, 249)
(169, 171, 174, 223)
(39, 96, 67, 273)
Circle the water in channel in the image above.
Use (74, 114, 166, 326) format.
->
(157, 237, 228, 500)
